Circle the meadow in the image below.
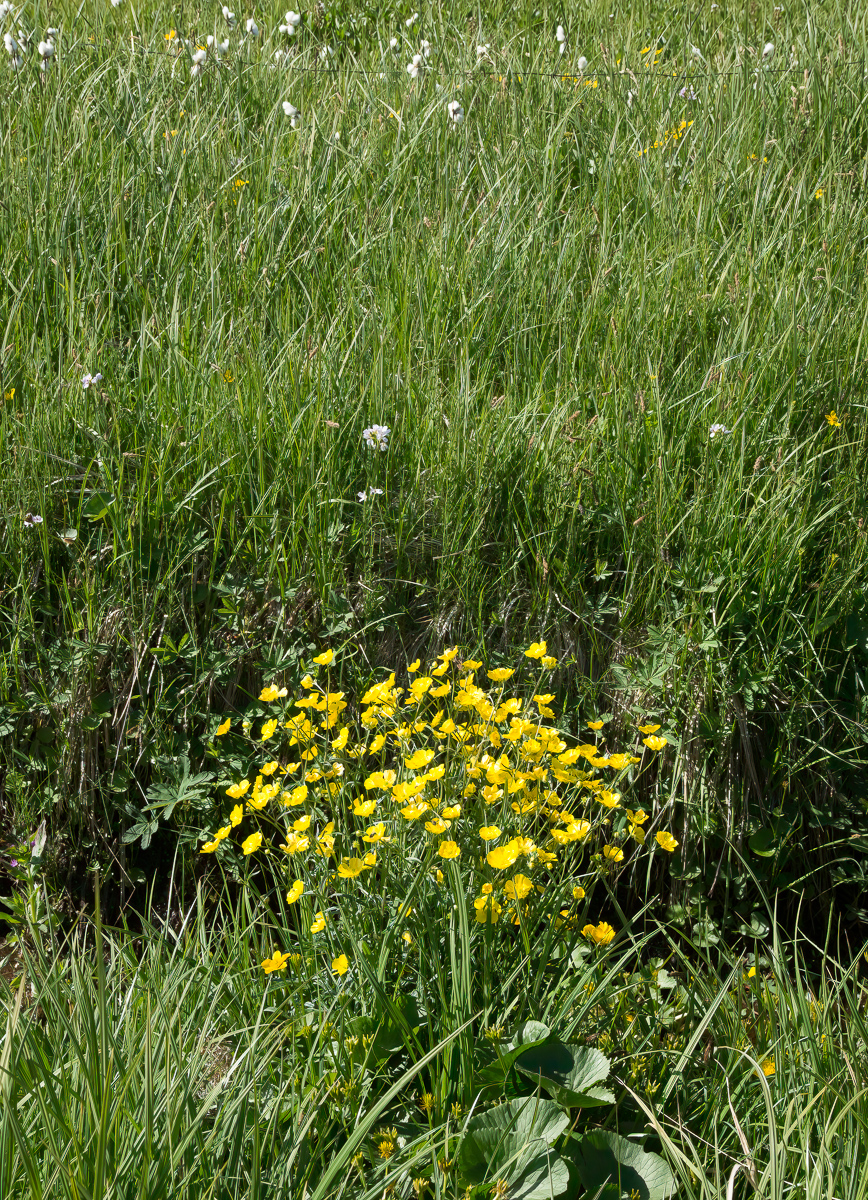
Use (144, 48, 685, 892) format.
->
(1, 0, 868, 1194)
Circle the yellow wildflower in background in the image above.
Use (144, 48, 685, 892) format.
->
(656, 831, 679, 852)
(261, 950, 291, 974)
(582, 921, 616, 945)
(638, 723, 661, 734)
(524, 641, 547, 658)
(602, 844, 624, 862)
(310, 911, 327, 933)
(643, 735, 667, 751)
(587, 719, 604, 731)
(437, 840, 461, 859)
(313, 649, 334, 665)
(479, 825, 501, 841)
(332, 954, 349, 976)
(286, 880, 304, 903)
(226, 779, 250, 799)
(826, 411, 841, 427)
(487, 667, 515, 682)
(761, 1058, 775, 1077)
(242, 831, 263, 855)
(216, 718, 231, 735)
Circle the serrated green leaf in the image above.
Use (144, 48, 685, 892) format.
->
(567, 1130, 676, 1200)
(458, 1097, 569, 1185)
(514, 1042, 613, 1108)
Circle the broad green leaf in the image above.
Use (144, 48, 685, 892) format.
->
(514, 1042, 613, 1108)
(510, 1148, 573, 1200)
(81, 492, 115, 521)
(568, 1130, 676, 1200)
(458, 1097, 569, 1185)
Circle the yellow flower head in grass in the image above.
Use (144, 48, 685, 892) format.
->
(261, 719, 279, 741)
(602, 844, 625, 863)
(214, 825, 231, 842)
(487, 841, 520, 870)
(626, 808, 649, 825)
(572, 885, 586, 900)
(401, 803, 429, 821)
(338, 857, 366, 878)
(826, 411, 841, 428)
(541, 655, 558, 669)
(479, 825, 501, 841)
(282, 784, 308, 807)
(316, 822, 336, 856)
(474, 895, 503, 924)
(656, 831, 679, 852)
(200, 838, 220, 853)
(230, 805, 244, 827)
(353, 797, 378, 818)
(292, 815, 311, 832)
(261, 761, 279, 776)
(363, 822, 391, 844)
(638, 723, 661, 734)
(524, 641, 547, 659)
(242, 831, 263, 855)
(598, 791, 621, 809)
(408, 659, 420, 672)
(261, 950, 291, 974)
(259, 684, 287, 702)
(216, 718, 231, 736)
(643, 735, 668, 751)
(280, 832, 310, 855)
(406, 748, 435, 770)
(226, 779, 250, 799)
(487, 667, 515, 682)
(439, 646, 459, 663)
(503, 874, 534, 901)
(332, 954, 349, 976)
(441, 804, 461, 819)
(587, 719, 604, 731)
(425, 817, 449, 835)
(310, 911, 327, 933)
(313, 649, 334, 666)
(331, 727, 349, 751)
(629, 824, 646, 845)
(437, 840, 461, 859)
(365, 770, 397, 790)
(582, 921, 616, 945)
(286, 880, 304, 904)
(760, 1058, 775, 1077)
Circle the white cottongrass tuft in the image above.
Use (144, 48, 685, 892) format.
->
(406, 52, 422, 77)
(282, 101, 300, 127)
(762, 41, 774, 58)
(476, 43, 490, 59)
(362, 425, 390, 451)
(447, 99, 464, 123)
(405, 11, 418, 27)
(358, 488, 384, 502)
(577, 54, 588, 71)
(246, 17, 259, 36)
(222, 6, 236, 27)
(279, 9, 301, 33)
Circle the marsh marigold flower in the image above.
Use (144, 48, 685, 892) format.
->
(583, 921, 616, 945)
(655, 831, 679, 852)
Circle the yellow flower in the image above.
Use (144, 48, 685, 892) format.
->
(261, 760, 279, 776)
(815, 188, 824, 199)
(282, 784, 308, 807)
(487, 841, 520, 870)
(165, 28, 177, 40)
(313, 649, 334, 665)
(214, 825, 231, 842)
(655, 831, 679, 852)
(406, 748, 435, 770)
(638, 723, 661, 734)
(437, 840, 461, 859)
(408, 659, 420, 672)
(474, 895, 503, 923)
(541, 655, 558, 669)
(582, 921, 616, 945)
(760, 1058, 775, 1077)
(587, 719, 604, 730)
(292, 815, 311, 832)
(332, 727, 349, 751)
(332, 954, 349, 976)
(439, 646, 459, 662)
(503, 874, 533, 900)
(363, 822, 391, 844)
(242, 831, 263, 855)
(363, 851, 377, 867)
(286, 880, 304, 904)
(826, 411, 841, 428)
(338, 857, 366, 878)
(602, 844, 625, 863)
(353, 797, 378, 818)
(441, 805, 461, 819)
(200, 839, 220, 853)
(425, 817, 449, 835)
(479, 825, 501, 841)
(216, 718, 231, 736)
(261, 719, 279, 740)
(643, 735, 667, 751)
(280, 832, 310, 854)
(261, 950, 291, 974)
(626, 808, 648, 825)
(572, 885, 585, 900)
(260, 684, 287, 701)
(310, 911, 327, 933)
(230, 804, 244, 827)
(401, 803, 429, 821)
(226, 779, 250, 799)
(487, 668, 515, 682)
(629, 824, 646, 845)
(524, 641, 547, 659)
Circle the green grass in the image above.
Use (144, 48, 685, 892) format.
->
(1, 2, 868, 1192)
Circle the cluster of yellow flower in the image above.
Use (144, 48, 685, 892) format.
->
(198, 641, 679, 973)
(636, 119, 694, 158)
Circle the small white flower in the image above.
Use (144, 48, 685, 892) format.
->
(81, 372, 103, 389)
(710, 3, 718, 9)
(358, 491, 368, 502)
(110, 0, 122, 7)
(627, 89, 634, 106)
(555, 24, 566, 42)
(679, 86, 697, 100)
(762, 41, 774, 58)
(406, 52, 422, 77)
(0, 2, 11, 20)
(447, 99, 464, 123)
(218, 38, 230, 53)
(46, 28, 59, 37)
(588, 157, 596, 174)
(577, 54, 588, 71)
(370, 488, 383, 497)
(23, 513, 44, 527)
(389, 36, 398, 48)
(222, 6, 236, 26)
(282, 100, 300, 119)
(709, 423, 730, 440)
(476, 43, 489, 59)
(246, 17, 259, 36)
(319, 43, 333, 60)
(362, 424, 390, 451)
(405, 11, 418, 27)
(285, 9, 301, 24)
(420, 38, 432, 57)
(191, 47, 207, 64)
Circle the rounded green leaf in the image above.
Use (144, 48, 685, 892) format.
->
(568, 1130, 676, 1200)
(458, 1097, 569, 1185)
(514, 1042, 613, 1108)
